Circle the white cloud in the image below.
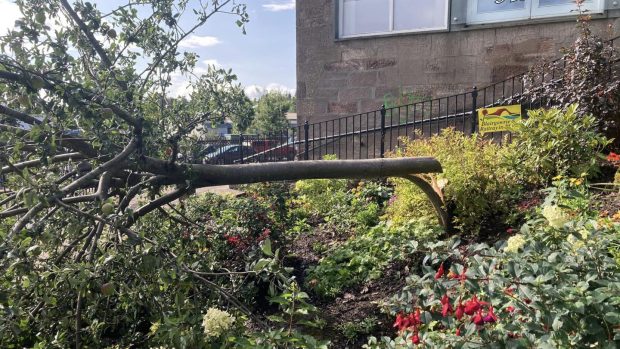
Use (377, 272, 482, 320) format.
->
(179, 35, 221, 48)
(262, 0, 295, 12)
(245, 83, 295, 100)
(169, 76, 193, 98)
(0, 0, 22, 35)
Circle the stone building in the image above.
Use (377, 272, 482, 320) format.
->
(296, 0, 620, 125)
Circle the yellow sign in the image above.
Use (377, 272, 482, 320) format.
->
(478, 104, 522, 134)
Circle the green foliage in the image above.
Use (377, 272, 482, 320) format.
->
(387, 128, 521, 235)
(292, 176, 392, 237)
(337, 316, 378, 341)
(306, 219, 441, 298)
(368, 180, 620, 348)
(292, 161, 349, 218)
(249, 91, 295, 134)
(232, 282, 329, 349)
(188, 68, 255, 133)
(507, 105, 610, 184)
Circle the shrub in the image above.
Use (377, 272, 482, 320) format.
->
(387, 128, 521, 235)
(506, 105, 610, 185)
(522, 15, 620, 143)
(366, 180, 620, 348)
(292, 155, 348, 217)
(306, 219, 442, 298)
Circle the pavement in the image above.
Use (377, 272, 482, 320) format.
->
(194, 185, 244, 197)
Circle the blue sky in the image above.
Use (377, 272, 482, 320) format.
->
(0, 0, 297, 99)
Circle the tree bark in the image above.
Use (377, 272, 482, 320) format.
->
(139, 157, 443, 187)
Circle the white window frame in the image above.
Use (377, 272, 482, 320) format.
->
(531, 0, 604, 19)
(338, 0, 450, 39)
(467, 0, 605, 25)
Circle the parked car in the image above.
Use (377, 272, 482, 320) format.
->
(250, 140, 297, 161)
(203, 145, 255, 164)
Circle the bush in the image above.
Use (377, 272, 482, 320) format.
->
(306, 219, 442, 298)
(292, 155, 348, 218)
(507, 105, 610, 185)
(293, 174, 390, 236)
(366, 179, 620, 348)
(387, 128, 520, 235)
(522, 16, 620, 144)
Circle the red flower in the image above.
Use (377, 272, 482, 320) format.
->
(472, 310, 485, 326)
(506, 227, 515, 234)
(505, 306, 515, 313)
(456, 327, 461, 336)
(393, 309, 422, 332)
(483, 306, 497, 323)
(504, 287, 514, 296)
(225, 235, 241, 245)
(607, 152, 620, 162)
(455, 300, 465, 320)
(409, 308, 421, 326)
(257, 228, 271, 242)
(411, 333, 420, 345)
(464, 295, 481, 315)
(441, 294, 453, 317)
(393, 313, 406, 331)
(435, 263, 445, 280)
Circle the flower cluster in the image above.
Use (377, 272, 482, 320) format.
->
(455, 295, 497, 327)
(504, 234, 526, 253)
(607, 152, 619, 163)
(393, 309, 422, 344)
(542, 205, 570, 229)
(202, 307, 235, 339)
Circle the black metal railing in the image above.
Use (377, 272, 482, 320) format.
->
(197, 35, 619, 165)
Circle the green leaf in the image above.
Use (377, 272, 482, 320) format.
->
(261, 238, 273, 256)
(253, 259, 271, 271)
(604, 312, 620, 324)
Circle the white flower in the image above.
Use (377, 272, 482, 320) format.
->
(202, 308, 235, 338)
(505, 234, 526, 253)
(567, 229, 590, 249)
(542, 205, 570, 229)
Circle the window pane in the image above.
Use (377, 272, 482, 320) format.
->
(342, 0, 390, 36)
(476, 0, 526, 14)
(532, 0, 600, 17)
(394, 0, 448, 31)
(538, 0, 577, 6)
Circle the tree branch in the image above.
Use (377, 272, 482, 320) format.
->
(138, 0, 233, 92)
(125, 185, 192, 227)
(0, 153, 88, 175)
(61, 139, 137, 194)
(0, 104, 42, 125)
(136, 157, 443, 187)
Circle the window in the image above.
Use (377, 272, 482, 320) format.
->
(339, 0, 449, 38)
(467, 0, 604, 24)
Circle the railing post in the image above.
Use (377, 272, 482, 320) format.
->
(380, 104, 386, 158)
(470, 86, 478, 135)
(239, 133, 244, 164)
(304, 121, 309, 160)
